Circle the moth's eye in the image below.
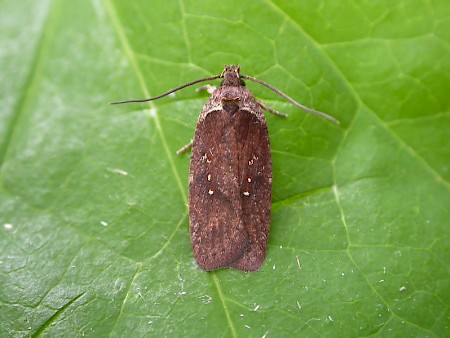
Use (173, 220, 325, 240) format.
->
(240, 79, 246, 86)
(219, 80, 224, 86)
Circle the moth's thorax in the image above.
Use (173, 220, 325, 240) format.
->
(201, 86, 262, 119)
(211, 86, 254, 104)
(222, 99, 241, 115)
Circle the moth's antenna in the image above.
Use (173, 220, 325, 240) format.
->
(242, 75, 340, 125)
(110, 74, 222, 105)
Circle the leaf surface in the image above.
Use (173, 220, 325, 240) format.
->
(0, 0, 449, 336)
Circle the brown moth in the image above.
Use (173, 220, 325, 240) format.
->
(112, 65, 338, 271)
(189, 66, 273, 271)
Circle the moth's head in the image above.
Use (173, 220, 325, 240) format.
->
(220, 65, 246, 87)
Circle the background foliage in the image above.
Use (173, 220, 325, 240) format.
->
(0, 0, 449, 336)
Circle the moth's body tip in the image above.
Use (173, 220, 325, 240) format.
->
(194, 245, 266, 272)
(204, 262, 263, 272)
(197, 262, 262, 272)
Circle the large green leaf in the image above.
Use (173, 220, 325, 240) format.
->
(1, 0, 448, 336)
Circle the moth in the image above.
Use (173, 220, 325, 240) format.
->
(112, 65, 338, 271)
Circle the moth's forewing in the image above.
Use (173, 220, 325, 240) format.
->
(189, 86, 271, 271)
(231, 106, 271, 271)
(189, 104, 248, 270)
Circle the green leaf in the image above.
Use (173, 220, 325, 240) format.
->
(1, 0, 449, 336)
